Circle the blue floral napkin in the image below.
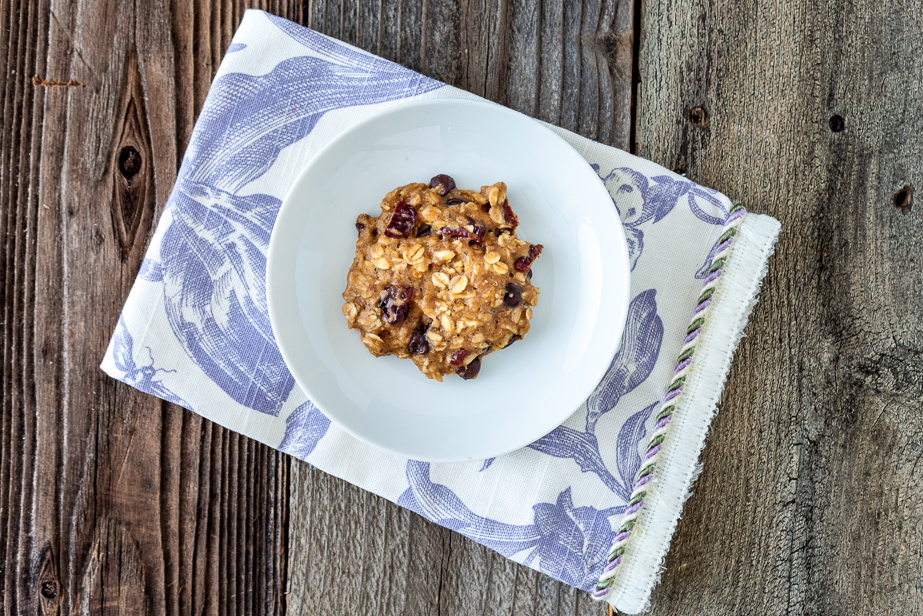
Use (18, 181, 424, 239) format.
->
(101, 10, 779, 613)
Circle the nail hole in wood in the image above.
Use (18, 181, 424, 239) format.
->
(892, 184, 914, 215)
(688, 106, 708, 127)
(40, 581, 58, 599)
(829, 114, 845, 133)
(118, 145, 142, 180)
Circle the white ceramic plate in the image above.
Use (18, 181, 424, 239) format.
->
(267, 98, 630, 462)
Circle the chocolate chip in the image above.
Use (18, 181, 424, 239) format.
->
(503, 335, 521, 348)
(503, 282, 522, 307)
(429, 174, 456, 196)
(456, 357, 481, 380)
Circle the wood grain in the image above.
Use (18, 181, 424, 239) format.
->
(6, 0, 919, 614)
(1, 1, 292, 614)
(2, 0, 631, 613)
(635, 0, 923, 614)
(288, 465, 607, 616)
(288, 1, 634, 614)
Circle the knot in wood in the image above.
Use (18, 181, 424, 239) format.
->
(893, 184, 914, 215)
(40, 581, 58, 599)
(118, 145, 142, 180)
(688, 106, 708, 127)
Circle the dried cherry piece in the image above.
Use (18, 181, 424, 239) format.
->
(514, 243, 544, 272)
(456, 357, 481, 380)
(449, 349, 470, 367)
(445, 197, 465, 205)
(440, 226, 470, 240)
(379, 285, 414, 326)
(356, 221, 366, 236)
(501, 200, 519, 229)
(503, 335, 521, 348)
(503, 283, 522, 307)
(430, 174, 456, 196)
(440, 219, 485, 244)
(466, 217, 486, 244)
(416, 224, 432, 237)
(408, 329, 429, 354)
(385, 201, 417, 238)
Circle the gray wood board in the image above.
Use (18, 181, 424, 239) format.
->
(0, 1, 297, 613)
(636, 0, 923, 614)
(4, 0, 920, 613)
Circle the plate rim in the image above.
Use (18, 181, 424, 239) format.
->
(267, 97, 631, 462)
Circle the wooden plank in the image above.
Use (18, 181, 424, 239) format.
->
(288, 465, 610, 616)
(635, 0, 923, 614)
(0, 1, 294, 613)
(287, 0, 634, 614)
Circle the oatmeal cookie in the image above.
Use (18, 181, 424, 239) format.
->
(342, 175, 543, 381)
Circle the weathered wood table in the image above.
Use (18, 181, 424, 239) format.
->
(3, 0, 921, 614)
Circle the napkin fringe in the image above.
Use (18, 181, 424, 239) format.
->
(591, 205, 780, 611)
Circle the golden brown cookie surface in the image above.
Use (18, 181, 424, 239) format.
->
(342, 175, 543, 381)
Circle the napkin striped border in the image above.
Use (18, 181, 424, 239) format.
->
(592, 203, 746, 600)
